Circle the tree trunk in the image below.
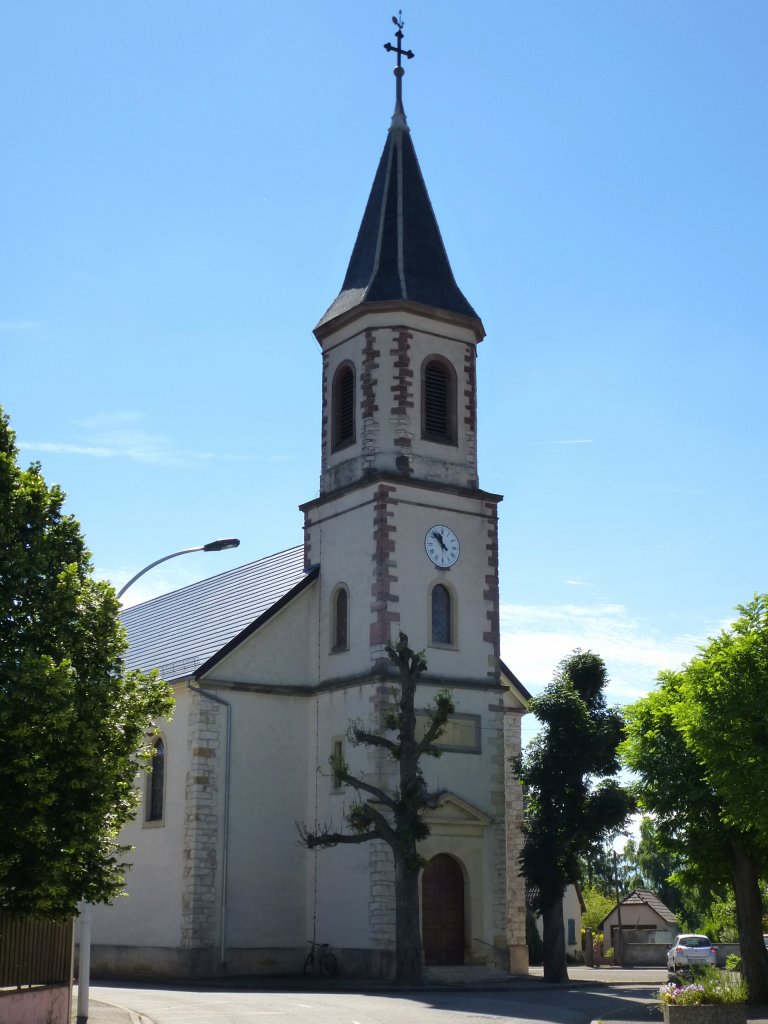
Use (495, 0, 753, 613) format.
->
(394, 847, 423, 986)
(731, 839, 768, 1004)
(541, 896, 569, 983)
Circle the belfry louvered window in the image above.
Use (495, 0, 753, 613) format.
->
(422, 358, 456, 443)
(332, 363, 355, 450)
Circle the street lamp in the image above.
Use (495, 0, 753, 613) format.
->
(117, 538, 240, 599)
(77, 536, 240, 1021)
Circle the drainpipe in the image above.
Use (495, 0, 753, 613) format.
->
(187, 681, 232, 969)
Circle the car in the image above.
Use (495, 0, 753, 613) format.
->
(667, 934, 718, 976)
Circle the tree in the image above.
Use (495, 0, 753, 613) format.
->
(516, 649, 634, 982)
(622, 597, 768, 1003)
(624, 816, 685, 917)
(0, 408, 174, 918)
(297, 633, 453, 986)
(581, 884, 615, 934)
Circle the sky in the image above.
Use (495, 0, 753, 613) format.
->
(3, 1, 767, 750)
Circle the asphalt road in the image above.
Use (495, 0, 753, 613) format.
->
(88, 980, 661, 1024)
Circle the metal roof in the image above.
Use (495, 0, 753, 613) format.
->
(121, 545, 313, 682)
(315, 108, 483, 340)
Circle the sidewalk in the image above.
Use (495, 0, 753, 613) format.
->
(76, 998, 142, 1024)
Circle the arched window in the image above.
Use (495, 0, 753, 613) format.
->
(422, 358, 457, 444)
(147, 737, 165, 823)
(332, 585, 349, 652)
(431, 584, 452, 645)
(332, 363, 355, 450)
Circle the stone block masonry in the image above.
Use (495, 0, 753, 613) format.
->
(182, 695, 222, 957)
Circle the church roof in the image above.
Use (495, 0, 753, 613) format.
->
(315, 75, 483, 340)
(121, 545, 315, 682)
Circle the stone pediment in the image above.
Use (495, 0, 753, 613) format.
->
(423, 792, 492, 838)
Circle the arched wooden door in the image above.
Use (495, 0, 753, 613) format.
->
(422, 853, 465, 965)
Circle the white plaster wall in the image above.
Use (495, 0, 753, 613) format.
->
(306, 680, 508, 954)
(204, 586, 317, 686)
(602, 902, 672, 934)
(91, 685, 190, 947)
(308, 683, 388, 947)
(307, 480, 498, 684)
(223, 690, 311, 947)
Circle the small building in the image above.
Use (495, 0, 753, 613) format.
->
(600, 888, 678, 949)
(532, 884, 585, 961)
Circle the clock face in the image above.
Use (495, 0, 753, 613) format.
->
(425, 525, 460, 568)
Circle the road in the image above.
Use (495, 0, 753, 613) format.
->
(90, 980, 660, 1024)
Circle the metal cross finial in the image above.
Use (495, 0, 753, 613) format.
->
(384, 11, 414, 117)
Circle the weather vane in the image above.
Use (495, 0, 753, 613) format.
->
(384, 11, 414, 115)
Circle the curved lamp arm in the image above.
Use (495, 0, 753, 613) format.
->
(117, 538, 240, 599)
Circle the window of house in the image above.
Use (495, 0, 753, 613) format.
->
(415, 712, 481, 753)
(147, 737, 165, 823)
(422, 357, 457, 444)
(430, 583, 452, 645)
(331, 738, 344, 790)
(567, 918, 576, 945)
(332, 363, 355, 450)
(332, 585, 349, 652)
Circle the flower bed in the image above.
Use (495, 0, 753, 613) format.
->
(658, 969, 748, 1024)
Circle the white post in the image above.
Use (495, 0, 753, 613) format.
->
(76, 903, 91, 1023)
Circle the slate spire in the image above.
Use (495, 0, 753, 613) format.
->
(315, 14, 483, 340)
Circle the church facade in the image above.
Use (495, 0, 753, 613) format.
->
(89, 32, 530, 981)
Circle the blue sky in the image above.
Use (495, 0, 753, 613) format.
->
(3, 2, 767, 747)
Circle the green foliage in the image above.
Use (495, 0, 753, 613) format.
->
(726, 954, 743, 972)
(622, 597, 768, 1003)
(0, 408, 174, 918)
(700, 891, 740, 943)
(517, 650, 634, 912)
(693, 966, 748, 1004)
(581, 884, 615, 932)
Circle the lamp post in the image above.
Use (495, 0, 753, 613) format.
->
(117, 538, 240, 599)
(77, 536, 240, 1022)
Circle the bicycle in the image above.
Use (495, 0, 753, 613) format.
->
(303, 939, 338, 977)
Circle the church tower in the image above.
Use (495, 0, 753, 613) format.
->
(301, 23, 501, 688)
(301, 21, 529, 976)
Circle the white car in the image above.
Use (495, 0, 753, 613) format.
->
(667, 934, 718, 975)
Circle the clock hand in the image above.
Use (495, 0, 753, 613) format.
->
(431, 529, 447, 551)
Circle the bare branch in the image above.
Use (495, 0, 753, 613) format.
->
(343, 774, 396, 810)
(296, 819, 378, 849)
(351, 728, 398, 754)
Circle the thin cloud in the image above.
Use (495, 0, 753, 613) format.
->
(19, 424, 273, 468)
(501, 601, 706, 706)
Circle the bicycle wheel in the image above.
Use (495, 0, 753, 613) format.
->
(302, 952, 314, 975)
(320, 951, 338, 977)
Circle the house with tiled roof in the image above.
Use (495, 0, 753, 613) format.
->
(88, 22, 530, 982)
(599, 888, 679, 949)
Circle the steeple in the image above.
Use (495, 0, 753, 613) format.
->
(315, 14, 484, 342)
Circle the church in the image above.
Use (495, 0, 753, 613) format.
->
(89, 21, 531, 981)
